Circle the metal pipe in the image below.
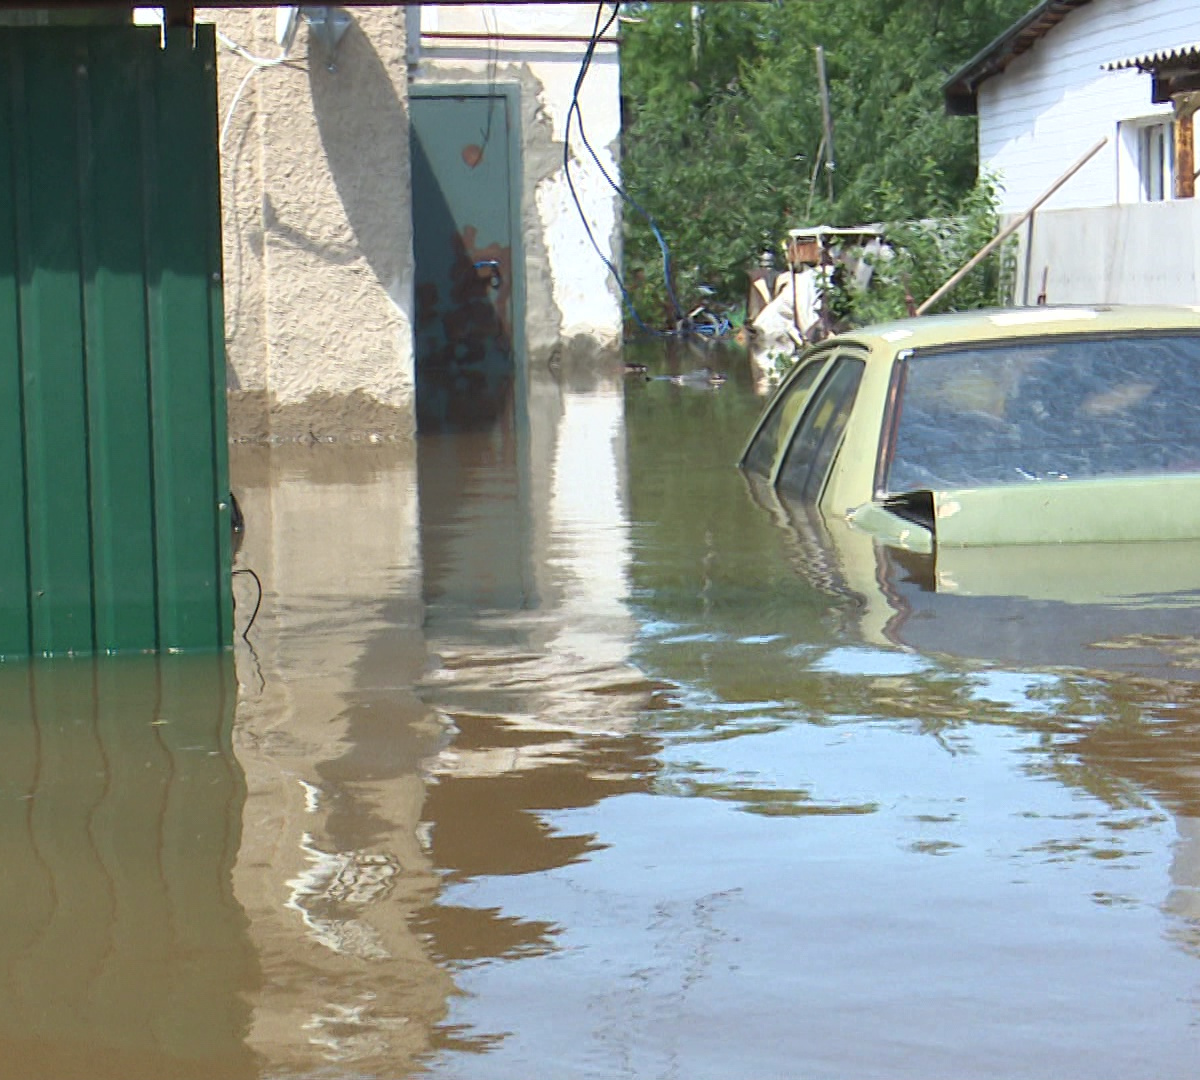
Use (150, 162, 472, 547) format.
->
(916, 137, 1107, 316)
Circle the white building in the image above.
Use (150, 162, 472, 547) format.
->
(944, 0, 1200, 305)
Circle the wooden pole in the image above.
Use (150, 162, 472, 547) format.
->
(915, 137, 1108, 316)
(1176, 115, 1195, 199)
(815, 46, 835, 201)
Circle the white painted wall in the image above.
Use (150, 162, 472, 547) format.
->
(977, 0, 1200, 213)
(411, 4, 624, 356)
(1013, 198, 1200, 304)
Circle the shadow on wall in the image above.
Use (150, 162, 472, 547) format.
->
(307, 12, 411, 307)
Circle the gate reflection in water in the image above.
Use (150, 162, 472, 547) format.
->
(0, 657, 255, 1080)
(11, 338, 1200, 1078)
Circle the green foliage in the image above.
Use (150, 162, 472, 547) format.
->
(844, 175, 1017, 325)
(619, 0, 1030, 328)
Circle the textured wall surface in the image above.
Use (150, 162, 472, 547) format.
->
(205, 8, 416, 442)
(205, 3, 622, 441)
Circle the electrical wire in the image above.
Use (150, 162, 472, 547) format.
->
(564, 3, 677, 334)
(232, 567, 263, 640)
(477, 3, 501, 158)
(567, 3, 683, 325)
(565, 2, 723, 337)
(216, 28, 305, 150)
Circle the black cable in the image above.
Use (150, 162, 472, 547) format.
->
(232, 567, 263, 640)
(563, 4, 622, 296)
(564, 3, 682, 334)
(567, 3, 684, 324)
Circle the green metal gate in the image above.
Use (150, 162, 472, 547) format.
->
(0, 24, 232, 660)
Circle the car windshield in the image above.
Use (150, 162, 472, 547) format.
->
(885, 333, 1200, 492)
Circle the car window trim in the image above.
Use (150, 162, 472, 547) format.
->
(774, 346, 869, 498)
(874, 348, 912, 498)
(768, 352, 835, 487)
(737, 343, 838, 476)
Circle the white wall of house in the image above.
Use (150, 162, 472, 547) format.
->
(410, 4, 624, 361)
(977, 0, 1200, 214)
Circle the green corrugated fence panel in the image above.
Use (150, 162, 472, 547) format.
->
(0, 25, 231, 660)
(18, 35, 94, 656)
(146, 24, 230, 653)
(0, 41, 32, 658)
(83, 30, 159, 650)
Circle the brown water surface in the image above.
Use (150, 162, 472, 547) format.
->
(4, 342, 1200, 1078)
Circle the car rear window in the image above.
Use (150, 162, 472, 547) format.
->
(885, 333, 1200, 492)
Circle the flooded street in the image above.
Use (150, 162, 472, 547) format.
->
(5, 341, 1200, 1078)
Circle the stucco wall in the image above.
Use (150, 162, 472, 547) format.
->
(411, 4, 624, 364)
(203, 7, 417, 442)
(1013, 198, 1200, 304)
(977, 0, 1200, 214)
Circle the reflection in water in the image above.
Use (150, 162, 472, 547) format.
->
(229, 444, 452, 1075)
(0, 657, 256, 1080)
(11, 339, 1200, 1078)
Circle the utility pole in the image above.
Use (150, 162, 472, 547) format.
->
(815, 45, 835, 201)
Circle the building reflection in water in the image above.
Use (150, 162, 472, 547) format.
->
(0, 656, 257, 1080)
(412, 359, 664, 1055)
(225, 357, 655, 1073)
(230, 444, 451, 1073)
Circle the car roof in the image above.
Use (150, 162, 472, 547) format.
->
(829, 305, 1200, 357)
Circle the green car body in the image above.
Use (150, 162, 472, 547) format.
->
(741, 305, 1200, 555)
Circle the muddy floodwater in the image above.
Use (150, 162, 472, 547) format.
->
(5, 341, 1200, 1079)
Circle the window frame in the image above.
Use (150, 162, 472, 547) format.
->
(1118, 115, 1176, 204)
(773, 349, 868, 504)
(738, 343, 838, 483)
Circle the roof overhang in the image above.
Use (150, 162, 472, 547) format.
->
(942, 0, 1094, 117)
(1102, 43, 1200, 108)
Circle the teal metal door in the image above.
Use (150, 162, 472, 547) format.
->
(0, 24, 232, 659)
(410, 87, 523, 433)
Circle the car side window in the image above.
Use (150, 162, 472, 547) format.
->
(777, 355, 866, 501)
(741, 356, 828, 478)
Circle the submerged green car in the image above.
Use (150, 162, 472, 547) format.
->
(741, 306, 1200, 553)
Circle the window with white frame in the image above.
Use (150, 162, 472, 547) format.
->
(1119, 118, 1175, 202)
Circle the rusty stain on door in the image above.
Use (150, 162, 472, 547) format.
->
(410, 89, 521, 433)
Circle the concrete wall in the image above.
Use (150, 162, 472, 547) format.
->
(202, 7, 417, 442)
(411, 3, 624, 364)
(977, 0, 1200, 214)
(1012, 198, 1200, 304)
(202, 3, 622, 440)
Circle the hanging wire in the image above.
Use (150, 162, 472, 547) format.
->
(564, 1, 697, 335)
(216, 28, 306, 150)
(477, 3, 501, 159)
(232, 567, 263, 640)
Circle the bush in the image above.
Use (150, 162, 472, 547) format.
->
(842, 176, 1016, 326)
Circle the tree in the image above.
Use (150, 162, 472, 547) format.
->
(619, 0, 1030, 326)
